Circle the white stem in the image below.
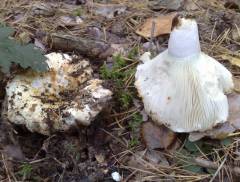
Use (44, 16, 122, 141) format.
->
(168, 18, 201, 59)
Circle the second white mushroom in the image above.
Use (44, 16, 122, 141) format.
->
(135, 18, 234, 132)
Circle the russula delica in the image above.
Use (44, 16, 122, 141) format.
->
(135, 18, 234, 132)
(2, 53, 112, 135)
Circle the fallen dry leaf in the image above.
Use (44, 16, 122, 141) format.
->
(141, 121, 176, 149)
(136, 13, 177, 38)
(221, 54, 240, 68)
(189, 91, 240, 141)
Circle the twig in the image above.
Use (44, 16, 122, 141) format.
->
(194, 157, 240, 176)
(101, 128, 127, 147)
(209, 155, 227, 182)
(210, 21, 217, 40)
(194, 157, 218, 169)
(150, 19, 156, 53)
(123, 170, 137, 182)
(2, 154, 12, 182)
(48, 33, 113, 59)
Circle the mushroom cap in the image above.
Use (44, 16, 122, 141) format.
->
(135, 50, 233, 132)
(3, 53, 112, 135)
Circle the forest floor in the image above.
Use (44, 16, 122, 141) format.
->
(1, 0, 240, 181)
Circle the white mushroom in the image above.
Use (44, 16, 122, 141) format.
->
(135, 18, 234, 132)
(3, 53, 112, 135)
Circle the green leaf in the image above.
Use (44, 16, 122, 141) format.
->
(184, 139, 201, 152)
(119, 92, 133, 108)
(17, 164, 33, 178)
(207, 168, 217, 174)
(129, 113, 143, 131)
(0, 26, 14, 39)
(183, 164, 203, 174)
(220, 138, 233, 147)
(0, 25, 48, 73)
(113, 54, 127, 68)
(127, 47, 138, 59)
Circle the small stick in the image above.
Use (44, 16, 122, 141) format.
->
(194, 157, 240, 176)
(150, 19, 156, 53)
(2, 154, 12, 182)
(194, 157, 218, 169)
(209, 156, 227, 182)
(210, 21, 217, 40)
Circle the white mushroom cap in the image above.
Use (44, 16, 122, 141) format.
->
(3, 53, 112, 135)
(135, 18, 234, 132)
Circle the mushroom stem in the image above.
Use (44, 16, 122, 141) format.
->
(168, 18, 201, 59)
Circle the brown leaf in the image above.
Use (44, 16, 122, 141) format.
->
(136, 13, 177, 38)
(141, 122, 176, 149)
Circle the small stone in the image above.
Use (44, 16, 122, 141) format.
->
(90, 3, 127, 19)
(111, 172, 122, 182)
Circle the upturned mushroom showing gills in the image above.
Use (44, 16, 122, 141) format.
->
(135, 18, 234, 132)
